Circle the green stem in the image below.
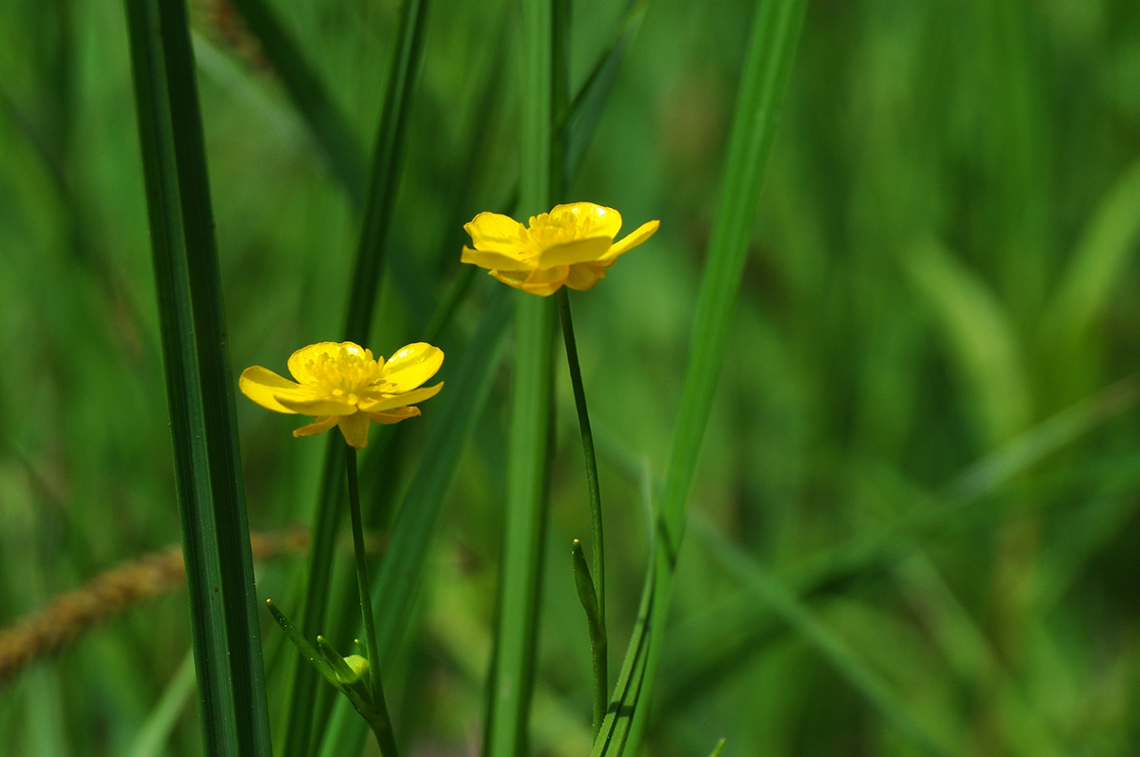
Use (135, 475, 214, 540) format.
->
(555, 287, 608, 733)
(345, 448, 399, 757)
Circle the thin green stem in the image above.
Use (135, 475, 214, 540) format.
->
(345, 448, 399, 757)
(556, 287, 608, 733)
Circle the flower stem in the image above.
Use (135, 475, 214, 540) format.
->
(555, 287, 608, 733)
(345, 447, 399, 757)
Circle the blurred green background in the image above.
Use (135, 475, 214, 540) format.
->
(3, 0, 1140, 754)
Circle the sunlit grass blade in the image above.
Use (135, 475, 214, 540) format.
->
(123, 0, 273, 753)
(694, 519, 955, 757)
(598, 0, 807, 753)
(279, 2, 432, 754)
(315, 286, 513, 756)
(228, 0, 368, 204)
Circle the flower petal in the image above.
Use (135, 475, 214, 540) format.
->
(520, 266, 570, 296)
(288, 341, 371, 384)
(366, 406, 422, 425)
(464, 212, 529, 254)
(461, 245, 532, 271)
(336, 412, 371, 449)
(240, 366, 306, 414)
(534, 236, 614, 268)
(381, 343, 444, 393)
(601, 219, 659, 261)
(358, 381, 444, 413)
(547, 202, 622, 240)
(565, 263, 607, 291)
(292, 415, 338, 438)
(275, 394, 358, 416)
(491, 270, 531, 289)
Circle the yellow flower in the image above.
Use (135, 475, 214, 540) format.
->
(460, 202, 659, 296)
(239, 341, 443, 449)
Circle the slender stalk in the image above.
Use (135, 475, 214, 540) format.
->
(345, 448, 399, 757)
(556, 287, 608, 734)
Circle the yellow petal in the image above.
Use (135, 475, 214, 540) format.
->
(534, 236, 614, 268)
(547, 202, 622, 240)
(366, 406, 422, 425)
(381, 343, 444, 393)
(565, 263, 607, 291)
(292, 415, 338, 438)
(336, 412, 372, 449)
(276, 394, 358, 416)
(461, 245, 532, 271)
(240, 366, 305, 414)
(601, 219, 659, 261)
(464, 212, 529, 254)
(520, 266, 570, 296)
(491, 270, 531, 289)
(358, 382, 444, 413)
(288, 341, 371, 384)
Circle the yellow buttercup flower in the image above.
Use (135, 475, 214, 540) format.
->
(240, 341, 443, 449)
(460, 202, 659, 296)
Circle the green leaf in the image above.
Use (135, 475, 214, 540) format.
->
(122, 0, 272, 753)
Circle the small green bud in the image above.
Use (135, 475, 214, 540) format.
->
(337, 654, 370, 685)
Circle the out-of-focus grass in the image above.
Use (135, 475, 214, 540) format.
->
(3, 0, 1140, 755)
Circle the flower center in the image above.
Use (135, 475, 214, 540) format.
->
(302, 348, 382, 395)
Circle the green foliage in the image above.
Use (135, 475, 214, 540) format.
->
(4, 0, 1140, 756)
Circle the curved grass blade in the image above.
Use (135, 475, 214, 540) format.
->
(693, 520, 955, 757)
(315, 286, 513, 756)
(123, 0, 273, 753)
(227, 0, 369, 205)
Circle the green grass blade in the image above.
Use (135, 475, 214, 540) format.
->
(125, 652, 197, 757)
(598, 1, 808, 754)
(1044, 157, 1140, 343)
(904, 238, 1031, 445)
(315, 286, 513, 756)
(483, 0, 557, 754)
(123, 0, 273, 753)
(694, 520, 955, 757)
(228, 0, 368, 204)
(279, 2, 432, 753)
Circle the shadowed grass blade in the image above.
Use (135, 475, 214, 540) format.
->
(123, 0, 273, 753)
(228, 0, 368, 205)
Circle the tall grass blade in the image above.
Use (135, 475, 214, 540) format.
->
(482, 0, 557, 754)
(280, 2, 432, 754)
(589, 0, 808, 754)
(125, 652, 197, 757)
(228, 0, 368, 204)
(123, 0, 273, 753)
(315, 287, 512, 756)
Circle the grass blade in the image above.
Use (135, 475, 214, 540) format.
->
(228, 0, 369, 204)
(123, 0, 273, 753)
(589, 0, 809, 753)
(694, 520, 954, 757)
(125, 652, 197, 757)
